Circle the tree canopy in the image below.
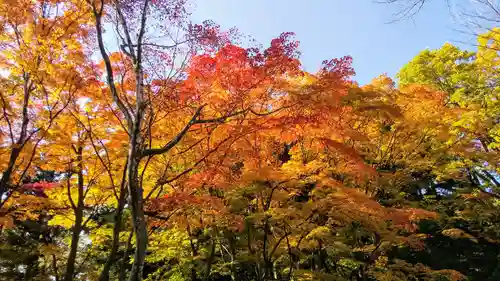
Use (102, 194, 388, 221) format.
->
(0, 1, 499, 281)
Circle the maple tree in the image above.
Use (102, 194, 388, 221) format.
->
(0, 0, 91, 226)
(0, 1, 499, 281)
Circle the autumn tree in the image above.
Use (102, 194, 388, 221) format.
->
(81, 1, 232, 279)
(397, 32, 500, 199)
(83, 0, 337, 280)
(0, 0, 91, 227)
(141, 60, 447, 280)
(351, 32, 500, 280)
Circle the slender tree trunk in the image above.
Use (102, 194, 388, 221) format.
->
(204, 239, 217, 281)
(90, 2, 148, 280)
(99, 157, 129, 281)
(127, 145, 148, 281)
(119, 230, 134, 281)
(128, 45, 148, 279)
(0, 147, 21, 203)
(263, 216, 274, 281)
(262, 187, 275, 281)
(52, 254, 59, 281)
(228, 234, 237, 281)
(64, 146, 85, 281)
(0, 75, 31, 209)
(186, 221, 200, 281)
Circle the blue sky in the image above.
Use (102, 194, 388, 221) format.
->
(191, 0, 473, 85)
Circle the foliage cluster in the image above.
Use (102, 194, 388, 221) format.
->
(0, 1, 499, 281)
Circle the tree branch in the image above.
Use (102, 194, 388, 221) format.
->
(141, 105, 206, 157)
(90, 1, 133, 126)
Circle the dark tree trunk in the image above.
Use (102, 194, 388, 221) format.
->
(99, 157, 129, 281)
(64, 146, 85, 281)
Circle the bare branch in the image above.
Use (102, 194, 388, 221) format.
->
(141, 105, 206, 157)
(136, 0, 151, 65)
(90, 1, 133, 126)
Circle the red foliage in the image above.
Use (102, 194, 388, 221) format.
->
(187, 20, 233, 50)
(21, 182, 58, 190)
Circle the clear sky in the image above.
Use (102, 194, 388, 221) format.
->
(191, 0, 473, 85)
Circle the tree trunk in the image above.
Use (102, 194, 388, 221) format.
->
(0, 75, 31, 209)
(99, 157, 129, 281)
(90, 2, 149, 280)
(204, 239, 216, 281)
(119, 230, 134, 281)
(0, 147, 21, 205)
(64, 146, 85, 281)
(127, 52, 148, 279)
(127, 145, 148, 281)
(263, 216, 274, 281)
(52, 254, 59, 281)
